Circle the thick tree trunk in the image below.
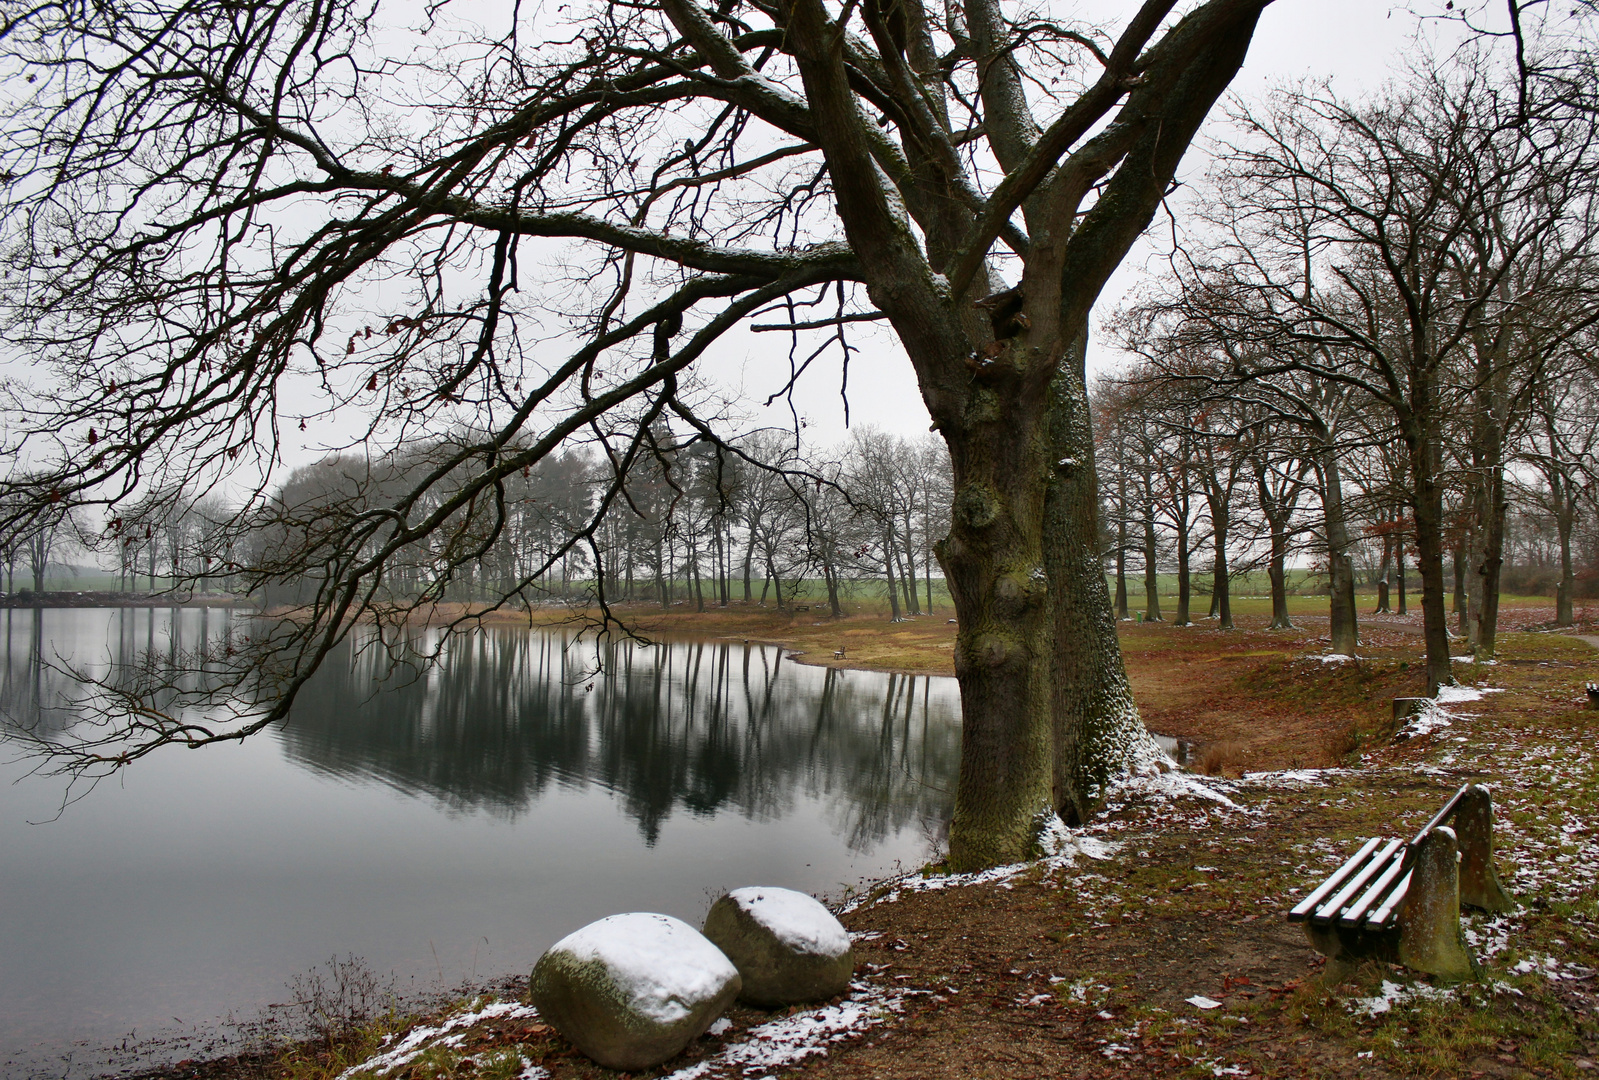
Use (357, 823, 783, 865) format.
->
(937, 394, 1054, 870)
(1046, 351, 1161, 826)
(1396, 545, 1407, 616)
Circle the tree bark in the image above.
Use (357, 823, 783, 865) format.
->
(1556, 488, 1576, 627)
(1046, 344, 1161, 826)
(936, 389, 1055, 868)
(1174, 517, 1192, 626)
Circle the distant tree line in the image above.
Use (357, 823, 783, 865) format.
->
(41, 427, 953, 620)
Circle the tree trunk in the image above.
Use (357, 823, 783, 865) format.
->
(1375, 525, 1392, 613)
(900, 522, 921, 615)
(1267, 513, 1292, 630)
(824, 556, 844, 618)
(1396, 543, 1408, 616)
(1320, 443, 1359, 655)
(1142, 495, 1162, 621)
(1174, 516, 1191, 626)
(1205, 483, 1232, 629)
(1045, 349, 1161, 826)
(936, 398, 1054, 870)
(883, 527, 902, 622)
(768, 553, 785, 611)
(1469, 459, 1507, 661)
(1114, 477, 1129, 621)
(1409, 414, 1456, 694)
(1556, 494, 1575, 627)
(742, 528, 756, 602)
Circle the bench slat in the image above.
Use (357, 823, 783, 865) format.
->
(1312, 838, 1404, 925)
(1364, 870, 1412, 930)
(1288, 838, 1382, 923)
(1339, 846, 1411, 928)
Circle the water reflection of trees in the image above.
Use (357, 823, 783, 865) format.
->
(2, 611, 960, 853)
(0, 607, 239, 741)
(280, 632, 960, 851)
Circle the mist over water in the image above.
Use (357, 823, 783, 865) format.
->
(0, 608, 958, 1079)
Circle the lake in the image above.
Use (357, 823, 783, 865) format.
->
(0, 607, 959, 1079)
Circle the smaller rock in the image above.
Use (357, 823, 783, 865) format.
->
(702, 887, 854, 1007)
(530, 912, 740, 1071)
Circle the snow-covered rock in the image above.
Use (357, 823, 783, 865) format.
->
(702, 887, 854, 1008)
(529, 912, 741, 1071)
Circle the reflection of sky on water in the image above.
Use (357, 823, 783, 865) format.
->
(0, 608, 959, 1079)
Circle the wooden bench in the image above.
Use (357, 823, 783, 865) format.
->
(1286, 783, 1513, 982)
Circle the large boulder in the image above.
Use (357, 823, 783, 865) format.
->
(701, 887, 854, 1007)
(529, 912, 741, 1071)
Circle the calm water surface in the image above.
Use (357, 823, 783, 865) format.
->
(0, 608, 959, 1078)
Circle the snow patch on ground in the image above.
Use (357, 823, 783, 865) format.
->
(1107, 769, 1239, 809)
(1394, 684, 1504, 740)
(1037, 815, 1122, 861)
(1239, 766, 1350, 787)
(842, 817, 1125, 913)
(1310, 653, 1360, 663)
(1436, 685, 1503, 704)
(1348, 979, 1456, 1017)
(340, 1000, 540, 1079)
(344, 979, 913, 1080)
(660, 980, 911, 1080)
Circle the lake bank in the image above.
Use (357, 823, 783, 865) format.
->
(124, 624, 1599, 1080)
(96, 615, 1599, 1080)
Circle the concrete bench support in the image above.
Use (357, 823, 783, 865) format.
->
(1396, 826, 1477, 981)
